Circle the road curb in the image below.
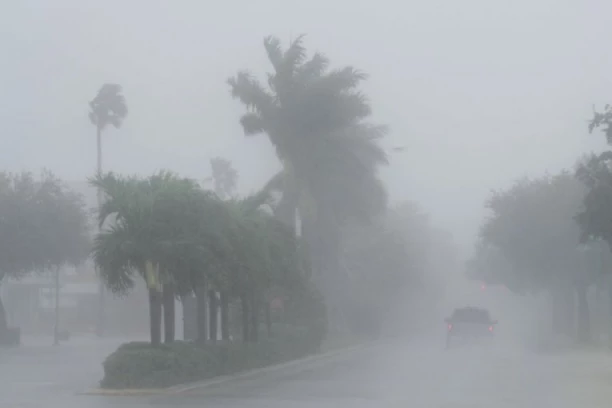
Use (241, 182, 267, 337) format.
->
(79, 341, 372, 397)
(169, 341, 372, 394)
(78, 388, 167, 396)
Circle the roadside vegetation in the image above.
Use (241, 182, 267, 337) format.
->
(0, 36, 458, 389)
(7, 29, 612, 392)
(468, 104, 612, 349)
(0, 172, 90, 344)
(8, 33, 612, 389)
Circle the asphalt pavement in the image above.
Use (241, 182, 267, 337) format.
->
(3, 335, 612, 408)
(150, 338, 612, 408)
(0, 335, 135, 408)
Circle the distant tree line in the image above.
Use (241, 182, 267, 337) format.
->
(468, 104, 612, 346)
(0, 171, 90, 339)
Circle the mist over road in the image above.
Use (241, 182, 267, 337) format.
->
(148, 336, 612, 408)
(3, 334, 612, 408)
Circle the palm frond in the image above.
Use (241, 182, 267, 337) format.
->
(89, 172, 142, 227)
(282, 35, 307, 73)
(329, 124, 390, 167)
(297, 91, 371, 132)
(91, 224, 137, 295)
(264, 35, 307, 104)
(227, 72, 275, 116)
(239, 112, 267, 136)
(314, 67, 368, 93)
(231, 36, 389, 228)
(295, 53, 330, 84)
(89, 83, 128, 130)
(264, 36, 284, 72)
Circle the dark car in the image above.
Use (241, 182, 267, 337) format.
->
(444, 307, 497, 349)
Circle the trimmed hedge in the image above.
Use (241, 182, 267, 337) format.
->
(101, 325, 324, 389)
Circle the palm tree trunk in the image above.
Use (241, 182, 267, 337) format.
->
(209, 290, 218, 343)
(196, 283, 208, 343)
(96, 125, 106, 337)
(148, 289, 162, 346)
(241, 294, 249, 343)
(163, 284, 175, 343)
(220, 291, 229, 341)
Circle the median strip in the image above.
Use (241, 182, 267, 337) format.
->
(79, 388, 167, 396)
(170, 341, 371, 394)
(79, 340, 371, 397)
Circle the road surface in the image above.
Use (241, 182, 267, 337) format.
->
(151, 338, 612, 408)
(0, 335, 129, 408)
(3, 336, 612, 407)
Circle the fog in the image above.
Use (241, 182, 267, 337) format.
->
(3, 1, 612, 407)
(3, 0, 611, 255)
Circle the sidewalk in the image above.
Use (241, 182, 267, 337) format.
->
(0, 334, 141, 406)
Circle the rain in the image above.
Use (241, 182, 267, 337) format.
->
(2, 1, 612, 407)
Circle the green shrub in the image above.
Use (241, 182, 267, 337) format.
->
(101, 341, 221, 389)
(101, 325, 323, 389)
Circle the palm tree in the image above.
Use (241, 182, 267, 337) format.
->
(90, 171, 218, 345)
(89, 84, 128, 178)
(90, 173, 161, 344)
(90, 170, 314, 344)
(221, 192, 308, 343)
(88, 83, 128, 336)
(228, 36, 388, 328)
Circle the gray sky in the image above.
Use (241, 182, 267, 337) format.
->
(1, 0, 611, 256)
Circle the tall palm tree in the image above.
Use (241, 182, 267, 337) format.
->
(89, 84, 128, 175)
(88, 83, 128, 336)
(228, 36, 388, 328)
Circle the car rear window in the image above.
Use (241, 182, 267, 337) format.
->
(451, 308, 491, 323)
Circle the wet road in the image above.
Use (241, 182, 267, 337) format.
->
(3, 336, 612, 408)
(0, 335, 129, 408)
(150, 339, 612, 408)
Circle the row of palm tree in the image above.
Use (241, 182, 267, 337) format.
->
(89, 35, 390, 337)
(90, 171, 310, 345)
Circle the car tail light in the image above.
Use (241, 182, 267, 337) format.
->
(488, 325, 494, 332)
(447, 324, 453, 331)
